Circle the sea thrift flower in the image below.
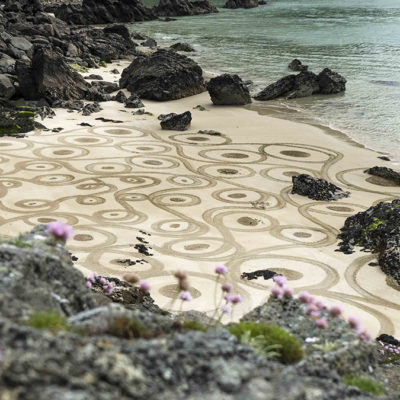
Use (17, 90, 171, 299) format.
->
(283, 287, 293, 299)
(174, 270, 187, 280)
(46, 221, 73, 240)
(99, 277, 107, 285)
(103, 282, 114, 294)
(305, 303, 319, 315)
(329, 304, 344, 318)
(231, 294, 242, 304)
(298, 291, 312, 304)
(315, 300, 326, 310)
(348, 315, 362, 331)
(316, 318, 328, 329)
(270, 286, 283, 299)
(359, 330, 371, 343)
(221, 282, 233, 293)
(123, 273, 139, 284)
(221, 305, 231, 314)
(86, 280, 92, 289)
(215, 264, 228, 275)
(273, 274, 287, 288)
(139, 280, 150, 292)
(179, 290, 192, 301)
(224, 294, 234, 303)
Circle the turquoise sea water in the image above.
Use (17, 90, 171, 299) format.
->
(133, 0, 400, 159)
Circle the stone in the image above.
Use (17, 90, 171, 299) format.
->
(365, 166, 400, 186)
(82, 102, 102, 116)
(254, 74, 296, 100)
(0, 53, 16, 74)
(207, 74, 251, 105)
(125, 94, 144, 108)
(159, 111, 192, 130)
(223, 0, 259, 9)
(170, 42, 195, 52)
(141, 37, 157, 48)
(291, 174, 350, 201)
(317, 68, 346, 94)
(288, 59, 308, 72)
(0, 74, 15, 99)
(113, 90, 128, 103)
(155, 0, 218, 16)
(120, 49, 205, 101)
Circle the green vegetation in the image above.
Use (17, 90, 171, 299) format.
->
(107, 316, 151, 339)
(70, 63, 89, 73)
(0, 124, 21, 135)
(343, 374, 384, 395)
(312, 340, 339, 352)
(180, 320, 208, 332)
(26, 311, 69, 331)
(17, 110, 35, 118)
(229, 322, 304, 364)
(8, 236, 32, 248)
(99, 60, 107, 68)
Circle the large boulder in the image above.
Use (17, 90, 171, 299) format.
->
(17, 48, 88, 103)
(223, 0, 259, 9)
(287, 70, 319, 99)
(0, 74, 15, 99)
(365, 166, 400, 186)
(159, 111, 192, 130)
(0, 106, 36, 137)
(254, 74, 296, 101)
(207, 74, 251, 105)
(155, 0, 218, 16)
(317, 68, 346, 94)
(120, 49, 205, 101)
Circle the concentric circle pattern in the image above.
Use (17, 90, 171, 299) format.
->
(0, 124, 399, 336)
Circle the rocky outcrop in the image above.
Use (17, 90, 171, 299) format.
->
(155, 0, 218, 16)
(55, 0, 156, 25)
(0, 106, 36, 137)
(120, 49, 205, 101)
(338, 199, 400, 284)
(292, 174, 350, 201)
(207, 74, 251, 105)
(17, 48, 88, 103)
(0, 74, 15, 99)
(170, 42, 195, 52)
(159, 111, 192, 130)
(223, 0, 259, 9)
(365, 166, 400, 186)
(255, 68, 346, 101)
(288, 59, 308, 72)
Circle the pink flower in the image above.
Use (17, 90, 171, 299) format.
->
(316, 318, 328, 329)
(359, 330, 371, 343)
(348, 315, 362, 331)
(215, 264, 228, 275)
(231, 294, 242, 304)
(46, 221, 73, 240)
(139, 280, 150, 292)
(315, 300, 325, 310)
(86, 280, 92, 289)
(179, 290, 192, 301)
(221, 305, 231, 314)
(224, 294, 234, 303)
(298, 291, 313, 304)
(273, 275, 287, 287)
(305, 303, 319, 315)
(86, 272, 98, 283)
(99, 277, 107, 285)
(221, 282, 233, 293)
(283, 287, 293, 299)
(329, 304, 344, 318)
(270, 286, 282, 299)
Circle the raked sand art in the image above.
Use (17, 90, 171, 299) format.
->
(0, 90, 399, 336)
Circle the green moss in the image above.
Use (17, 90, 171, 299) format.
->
(70, 63, 89, 73)
(99, 60, 107, 68)
(26, 311, 69, 331)
(229, 322, 304, 364)
(343, 374, 384, 395)
(107, 316, 150, 339)
(8, 237, 32, 248)
(17, 110, 35, 118)
(0, 124, 21, 134)
(180, 320, 208, 332)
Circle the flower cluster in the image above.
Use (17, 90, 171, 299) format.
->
(270, 277, 371, 342)
(380, 343, 400, 364)
(46, 221, 73, 241)
(85, 272, 114, 294)
(122, 273, 151, 293)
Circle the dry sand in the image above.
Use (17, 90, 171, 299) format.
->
(0, 61, 399, 336)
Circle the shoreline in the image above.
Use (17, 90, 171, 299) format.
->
(2, 59, 394, 336)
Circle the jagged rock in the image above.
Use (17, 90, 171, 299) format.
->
(85, 87, 112, 102)
(120, 49, 205, 101)
(317, 68, 346, 94)
(292, 174, 350, 201)
(254, 74, 296, 100)
(103, 24, 133, 42)
(207, 74, 251, 105)
(90, 80, 119, 94)
(85, 74, 104, 80)
(0, 106, 35, 136)
(141, 37, 157, 48)
(155, 0, 218, 16)
(52, 99, 84, 111)
(17, 48, 88, 103)
(113, 90, 128, 103)
(170, 42, 195, 52)
(365, 166, 400, 186)
(82, 102, 102, 116)
(223, 0, 259, 9)
(125, 94, 144, 108)
(0, 74, 15, 99)
(288, 59, 308, 72)
(159, 111, 192, 130)
(241, 269, 276, 281)
(0, 53, 16, 74)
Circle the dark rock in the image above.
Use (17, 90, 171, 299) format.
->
(292, 174, 350, 201)
(10, 35, 33, 57)
(141, 37, 157, 48)
(207, 74, 251, 105)
(36, 105, 55, 120)
(17, 48, 88, 103)
(376, 334, 400, 347)
(90, 80, 119, 94)
(198, 129, 222, 136)
(241, 269, 276, 281)
(0, 106, 35, 136)
(85, 87, 112, 102)
(0, 74, 15, 99)
(317, 68, 346, 94)
(378, 155, 391, 161)
(155, 0, 218, 16)
(52, 127, 64, 133)
(0, 53, 16, 74)
(85, 74, 103, 80)
(125, 94, 144, 108)
(103, 24, 132, 42)
(52, 99, 84, 111)
(254, 74, 296, 100)
(288, 59, 308, 72)
(365, 166, 400, 186)
(120, 49, 205, 101)
(223, 0, 259, 9)
(82, 102, 102, 116)
(170, 42, 195, 52)
(110, 68, 119, 74)
(113, 90, 128, 103)
(159, 111, 192, 130)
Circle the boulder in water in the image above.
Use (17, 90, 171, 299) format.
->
(155, 0, 218, 16)
(317, 68, 346, 94)
(223, 0, 259, 8)
(288, 59, 308, 72)
(170, 42, 195, 52)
